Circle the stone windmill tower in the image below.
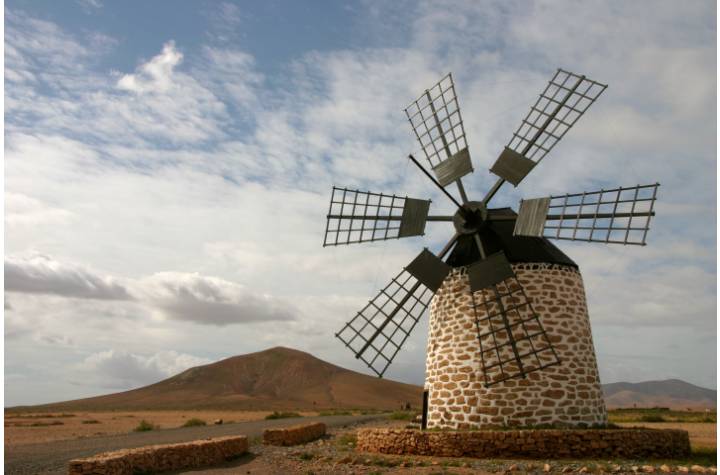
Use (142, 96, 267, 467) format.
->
(325, 69, 659, 429)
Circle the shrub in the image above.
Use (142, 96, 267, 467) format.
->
(265, 411, 302, 420)
(81, 419, 100, 424)
(298, 452, 314, 461)
(388, 411, 417, 421)
(134, 420, 158, 432)
(181, 418, 207, 427)
(335, 432, 357, 450)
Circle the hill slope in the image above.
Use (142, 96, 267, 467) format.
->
(16, 347, 422, 412)
(602, 379, 716, 409)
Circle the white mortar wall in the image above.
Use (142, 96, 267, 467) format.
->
(425, 263, 607, 429)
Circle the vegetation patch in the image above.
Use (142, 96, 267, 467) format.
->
(335, 432, 357, 450)
(318, 410, 352, 416)
(30, 420, 64, 427)
(265, 411, 302, 420)
(133, 419, 159, 432)
(640, 414, 666, 422)
(6, 412, 76, 419)
(82, 419, 101, 424)
(388, 411, 418, 421)
(181, 418, 207, 427)
(609, 408, 716, 423)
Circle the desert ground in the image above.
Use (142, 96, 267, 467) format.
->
(4, 410, 317, 446)
(6, 409, 716, 449)
(6, 415, 717, 474)
(616, 422, 716, 450)
(4, 410, 717, 474)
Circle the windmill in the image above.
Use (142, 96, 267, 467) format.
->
(324, 69, 659, 429)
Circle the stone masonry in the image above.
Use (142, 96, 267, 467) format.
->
(67, 435, 248, 475)
(425, 263, 607, 429)
(357, 427, 691, 459)
(263, 422, 327, 446)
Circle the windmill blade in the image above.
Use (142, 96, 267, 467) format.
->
(488, 69, 607, 190)
(324, 187, 433, 247)
(335, 249, 451, 377)
(467, 251, 560, 387)
(405, 73, 472, 197)
(514, 183, 659, 245)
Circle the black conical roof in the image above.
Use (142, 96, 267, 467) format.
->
(445, 207, 577, 268)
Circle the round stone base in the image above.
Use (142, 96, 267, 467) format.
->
(357, 428, 690, 459)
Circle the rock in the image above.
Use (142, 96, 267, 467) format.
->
(213, 419, 223, 425)
(508, 464, 519, 471)
(544, 463, 551, 472)
(641, 466, 655, 473)
(690, 466, 707, 473)
(676, 467, 689, 473)
(659, 465, 671, 473)
(708, 468, 717, 474)
(562, 467, 574, 473)
(578, 467, 589, 473)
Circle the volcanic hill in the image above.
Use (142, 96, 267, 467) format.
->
(9, 347, 715, 412)
(603, 379, 716, 410)
(18, 347, 423, 412)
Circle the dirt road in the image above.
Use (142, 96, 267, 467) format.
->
(5, 414, 382, 475)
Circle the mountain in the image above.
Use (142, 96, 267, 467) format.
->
(602, 379, 716, 410)
(10, 347, 423, 412)
(8, 347, 715, 412)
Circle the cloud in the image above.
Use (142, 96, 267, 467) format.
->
(5, 192, 74, 228)
(5, 253, 297, 326)
(4, 254, 132, 300)
(137, 272, 297, 325)
(77, 0, 103, 10)
(204, 2, 244, 44)
(76, 349, 212, 389)
(117, 41, 183, 94)
(2, 2, 716, 405)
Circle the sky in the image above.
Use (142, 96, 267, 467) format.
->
(4, 0, 717, 406)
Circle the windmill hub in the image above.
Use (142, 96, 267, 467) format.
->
(453, 201, 488, 235)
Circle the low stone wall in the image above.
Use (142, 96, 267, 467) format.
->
(263, 422, 327, 446)
(357, 428, 690, 459)
(67, 435, 248, 475)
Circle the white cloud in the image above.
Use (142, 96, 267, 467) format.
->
(76, 349, 212, 389)
(77, 0, 103, 10)
(5, 192, 74, 228)
(5, 253, 298, 326)
(3, 1, 716, 406)
(137, 271, 297, 325)
(117, 41, 183, 94)
(4, 253, 132, 300)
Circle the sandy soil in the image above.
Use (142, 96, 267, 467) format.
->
(617, 422, 717, 450)
(4, 410, 316, 447)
